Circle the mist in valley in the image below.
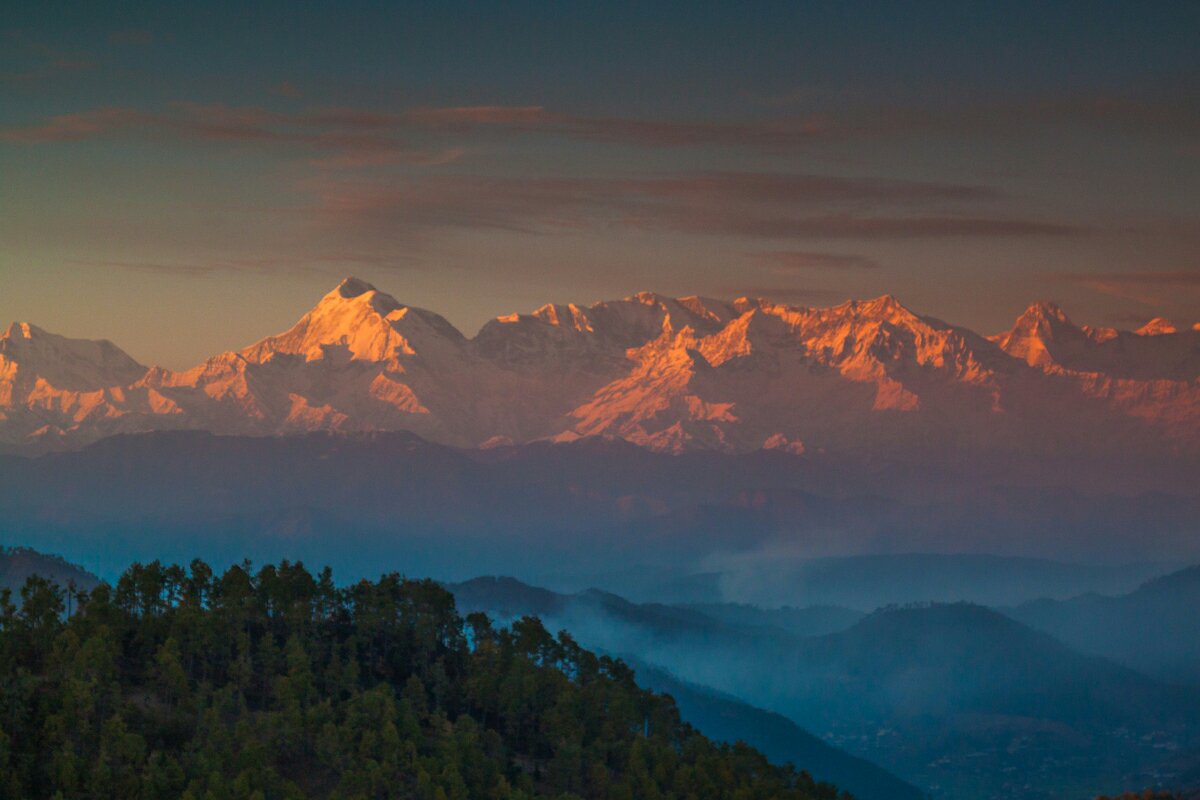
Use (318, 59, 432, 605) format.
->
(448, 563, 1200, 800)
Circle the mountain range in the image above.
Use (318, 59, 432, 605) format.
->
(4, 428, 1199, 586)
(3, 277, 1199, 460)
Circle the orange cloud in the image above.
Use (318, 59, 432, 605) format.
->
(1063, 271, 1200, 305)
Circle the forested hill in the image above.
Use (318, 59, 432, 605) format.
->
(0, 561, 847, 800)
(0, 545, 100, 594)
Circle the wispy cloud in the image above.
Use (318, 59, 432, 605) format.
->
(1062, 270, 1200, 304)
(0, 103, 465, 167)
(6, 87, 1196, 161)
(748, 250, 880, 271)
(408, 90, 1200, 145)
(402, 104, 846, 148)
(0, 100, 1090, 275)
(621, 171, 996, 204)
(1105, 311, 1160, 327)
(300, 172, 1080, 243)
(0, 101, 845, 155)
(627, 209, 1077, 239)
(4, 80, 1198, 150)
(0, 107, 150, 142)
(73, 252, 399, 278)
(744, 87, 1200, 140)
(0, 42, 96, 84)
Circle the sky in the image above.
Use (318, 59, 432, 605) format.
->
(1, 0, 1197, 369)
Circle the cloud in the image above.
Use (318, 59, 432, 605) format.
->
(408, 93, 1200, 147)
(0, 103, 463, 167)
(391, 90, 1194, 145)
(402, 105, 847, 148)
(1062, 270, 1200, 304)
(1087, 271, 1200, 286)
(300, 172, 1079, 243)
(1047, 93, 1200, 138)
(74, 260, 233, 278)
(1105, 311, 1160, 327)
(7, 87, 1195, 161)
(0, 101, 829, 153)
(622, 171, 995, 204)
(306, 146, 466, 170)
(749, 251, 880, 271)
(0, 108, 149, 142)
(0, 101, 1086, 266)
(4, 82, 1198, 152)
(0, 43, 96, 84)
(405, 105, 550, 126)
(0, 101, 867, 155)
(299, 107, 400, 128)
(690, 215, 1077, 239)
(73, 252, 399, 278)
(789, 86, 1200, 140)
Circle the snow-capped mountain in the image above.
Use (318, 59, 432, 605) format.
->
(990, 302, 1200, 443)
(2, 277, 1198, 457)
(0, 322, 150, 448)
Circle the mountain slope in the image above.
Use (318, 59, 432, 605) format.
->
(1009, 565, 1200, 685)
(449, 578, 924, 800)
(630, 661, 928, 800)
(0, 545, 101, 595)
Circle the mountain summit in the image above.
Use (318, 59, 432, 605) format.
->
(240, 277, 466, 364)
(2, 278, 1198, 457)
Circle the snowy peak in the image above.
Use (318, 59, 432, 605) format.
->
(1136, 318, 1178, 336)
(992, 302, 1200, 380)
(734, 293, 923, 329)
(1006, 301, 1077, 338)
(600, 292, 733, 338)
(334, 276, 377, 299)
(828, 295, 930, 335)
(529, 303, 592, 331)
(1026, 300, 1072, 325)
(0, 321, 147, 392)
(676, 295, 737, 326)
(856, 293, 911, 321)
(474, 291, 735, 367)
(241, 277, 466, 364)
(1002, 300, 1130, 345)
(2, 320, 59, 343)
(993, 301, 1093, 368)
(2, 321, 33, 340)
